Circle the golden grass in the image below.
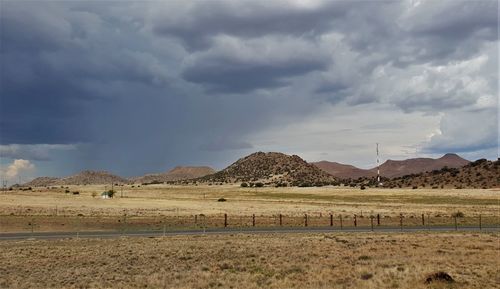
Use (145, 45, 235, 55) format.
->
(1, 185, 498, 218)
(0, 231, 498, 289)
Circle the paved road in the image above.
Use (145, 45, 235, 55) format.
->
(0, 225, 498, 240)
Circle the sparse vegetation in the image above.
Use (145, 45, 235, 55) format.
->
(194, 152, 337, 187)
(0, 232, 496, 289)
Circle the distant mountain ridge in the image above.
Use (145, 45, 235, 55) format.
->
(313, 153, 470, 179)
(313, 161, 375, 179)
(195, 152, 337, 186)
(25, 170, 129, 187)
(24, 166, 216, 187)
(131, 166, 215, 184)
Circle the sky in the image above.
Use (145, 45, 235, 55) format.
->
(0, 0, 498, 183)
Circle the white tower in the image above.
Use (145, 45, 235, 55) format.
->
(376, 143, 381, 185)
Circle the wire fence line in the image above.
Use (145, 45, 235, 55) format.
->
(1, 213, 498, 235)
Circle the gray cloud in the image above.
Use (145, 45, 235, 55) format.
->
(0, 0, 497, 178)
(181, 35, 328, 93)
(0, 144, 77, 161)
(151, 0, 353, 50)
(200, 140, 253, 152)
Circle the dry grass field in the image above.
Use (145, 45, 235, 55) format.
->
(1, 184, 498, 216)
(1, 185, 498, 233)
(0, 232, 498, 289)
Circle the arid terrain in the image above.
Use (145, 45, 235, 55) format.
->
(1, 232, 498, 289)
(2, 153, 498, 289)
(1, 184, 498, 233)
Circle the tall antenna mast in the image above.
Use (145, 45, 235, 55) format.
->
(376, 143, 380, 185)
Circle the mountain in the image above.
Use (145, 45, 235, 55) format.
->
(57, 170, 130, 185)
(376, 153, 470, 178)
(23, 177, 60, 187)
(313, 161, 375, 179)
(314, 153, 469, 179)
(24, 170, 129, 187)
(384, 159, 499, 189)
(132, 166, 216, 184)
(196, 152, 337, 186)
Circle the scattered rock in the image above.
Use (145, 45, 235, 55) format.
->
(425, 271, 454, 284)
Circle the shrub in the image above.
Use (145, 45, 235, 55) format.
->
(452, 211, 465, 218)
(255, 182, 264, 188)
(72, 191, 80, 195)
(360, 185, 366, 190)
(65, 189, 70, 194)
(103, 189, 116, 198)
(217, 198, 226, 202)
(240, 182, 248, 187)
(412, 186, 418, 189)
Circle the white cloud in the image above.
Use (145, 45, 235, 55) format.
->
(0, 159, 35, 183)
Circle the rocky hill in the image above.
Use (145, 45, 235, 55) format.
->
(59, 170, 130, 185)
(132, 166, 215, 184)
(195, 152, 337, 186)
(23, 177, 60, 187)
(384, 159, 499, 189)
(24, 170, 130, 187)
(314, 153, 469, 179)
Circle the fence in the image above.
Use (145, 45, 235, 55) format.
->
(1, 212, 498, 235)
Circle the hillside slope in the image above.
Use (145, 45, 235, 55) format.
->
(196, 152, 337, 186)
(132, 166, 215, 184)
(384, 159, 499, 189)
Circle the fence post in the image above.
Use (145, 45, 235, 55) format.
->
(370, 216, 374, 231)
(377, 214, 380, 226)
(354, 214, 357, 227)
(330, 214, 333, 227)
(340, 215, 343, 230)
(252, 214, 255, 227)
(421, 213, 425, 226)
(30, 217, 34, 237)
(122, 213, 127, 236)
(224, 213, 228, 228)
(399, 214, 403, 231)
(77, 215, 81, 239)
(454, 216, 457, 231)
(304, 214, 308, 227)
(279, 214, 282, 226)
(479, 214, 482, 230)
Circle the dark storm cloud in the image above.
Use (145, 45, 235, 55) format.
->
(0, 2, 172, 145)
(0, 0, 497, 177)
(183, 53, 327, 93)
